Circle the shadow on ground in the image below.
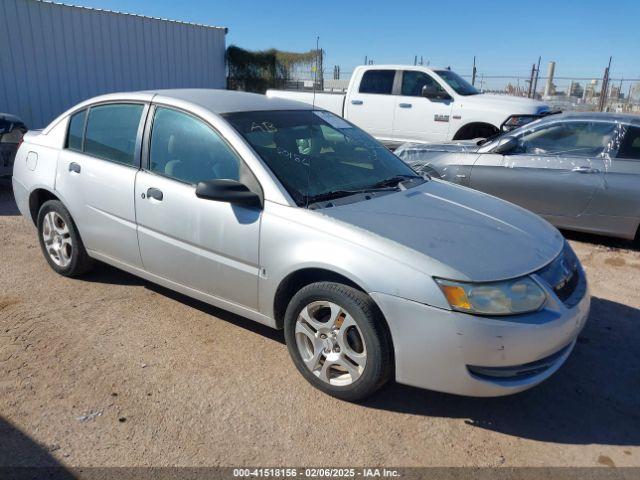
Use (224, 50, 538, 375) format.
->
(0, 417, 75, 477)
(364, 296, 640, 446)
(0, 179, 19, 216)
(81, 261, 639, 446)
(82, 262, 286, 345)
(563, 229, 639, 252)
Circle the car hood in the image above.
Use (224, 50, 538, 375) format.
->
(320, 180, 564, 282)
(463, 93, 549, 113)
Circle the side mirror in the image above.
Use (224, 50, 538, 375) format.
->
(492, 136, 519, 155)
(421, 85, 452, 101)
(196, 179, 263, 208)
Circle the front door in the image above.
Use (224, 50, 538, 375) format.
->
(469, 121, 611, 218)
(134, 106, 261, 309)
(55, 103, 146, 267)
(393, 70, 453, 143)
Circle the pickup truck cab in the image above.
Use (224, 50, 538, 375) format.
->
(267, 65, 550, 147)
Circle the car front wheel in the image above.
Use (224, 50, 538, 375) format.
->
(284, 282, 392, 401)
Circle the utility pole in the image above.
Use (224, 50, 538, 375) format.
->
(531, 56, 541, 99)
(527, 63, 536, 98)
(471, 56, 477, 86)
(598, 56, 612, 112)
(414, 55, 417, 66)
(364, 55, 368, 66)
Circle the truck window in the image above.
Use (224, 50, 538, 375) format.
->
(401, 71, 445, 97)
(359, 70, 395, 95)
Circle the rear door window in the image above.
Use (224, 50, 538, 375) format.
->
(84, 104, 144, 166)
(358, 70, 396, 95)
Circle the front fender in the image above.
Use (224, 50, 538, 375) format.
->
(257, 202, 450, 318)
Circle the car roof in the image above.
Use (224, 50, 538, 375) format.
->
(548, 111, 640, 127)
(146, 88, 312, 114)
(0, 112, 24, 123)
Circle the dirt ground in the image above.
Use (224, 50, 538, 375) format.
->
(0, 177, 639, 468)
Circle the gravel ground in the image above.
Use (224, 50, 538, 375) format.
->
(0, 178, 639, 468)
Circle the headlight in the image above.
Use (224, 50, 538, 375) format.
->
(436, 277, 546, 315)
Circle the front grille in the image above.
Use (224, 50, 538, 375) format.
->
(536, 242, 585, 308)
(467, 343, 572, 381)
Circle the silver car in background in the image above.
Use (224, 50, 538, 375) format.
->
(12, 90, 589, 401)
(396, 112, 640, 241)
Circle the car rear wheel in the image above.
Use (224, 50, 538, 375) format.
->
(284, 282, 392, 401)
(37, 200, 93, 277)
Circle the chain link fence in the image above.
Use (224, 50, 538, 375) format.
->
(280, 65, 640, 115)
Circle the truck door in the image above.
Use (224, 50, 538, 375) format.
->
(344, 69, 397, 144)
(393, 70, 452, 143)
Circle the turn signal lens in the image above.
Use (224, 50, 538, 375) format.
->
(439, 285, 472, 311)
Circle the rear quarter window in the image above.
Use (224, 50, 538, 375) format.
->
(66, 109, 86, 152)
(616, 126, 640, 160)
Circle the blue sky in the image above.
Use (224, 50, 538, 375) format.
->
(67, 0, 640, 80)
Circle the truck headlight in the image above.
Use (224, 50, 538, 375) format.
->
(436, 277, 546, 315)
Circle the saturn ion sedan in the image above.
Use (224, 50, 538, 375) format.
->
(396, 112, 640, 241)
(12, 90, 590, 401)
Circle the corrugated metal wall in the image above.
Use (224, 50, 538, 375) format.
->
(0, 0, 227, 128)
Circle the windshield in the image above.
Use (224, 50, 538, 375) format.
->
(434, 70, 479, 96)
(225, 110, 421, 207)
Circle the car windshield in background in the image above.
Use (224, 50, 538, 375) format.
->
(434, 70, 479, 96)
(224, 110, 422, 207)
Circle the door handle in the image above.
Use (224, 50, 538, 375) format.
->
(146, 187, 163, 201)
(351, 99, 363, 105)
(68, 162, 81, 173)
(572, 166, 600, 174)
(399, 103, 412, 108)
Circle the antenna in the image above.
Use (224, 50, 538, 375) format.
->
(313, 35, 319, 109)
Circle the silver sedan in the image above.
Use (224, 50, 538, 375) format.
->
(396, 112, 640, 241)
(12, 90, 589, 401)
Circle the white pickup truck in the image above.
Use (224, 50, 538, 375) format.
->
(267, 65, 550, 147)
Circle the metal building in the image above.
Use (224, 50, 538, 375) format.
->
(0, 0, 227, 127)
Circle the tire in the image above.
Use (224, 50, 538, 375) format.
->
(454, 124, 498, 141)
(284, 281, 393, 401)
(37, 200, 93, 277)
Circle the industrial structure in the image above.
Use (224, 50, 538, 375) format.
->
(0, 0, 227, 127)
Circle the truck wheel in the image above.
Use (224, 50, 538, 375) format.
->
(37, 200, 93, 277)
(284, 282, 393, 401)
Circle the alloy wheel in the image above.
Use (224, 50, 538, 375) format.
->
(42, 211, 73, 268)
(295, 300, 367, 386)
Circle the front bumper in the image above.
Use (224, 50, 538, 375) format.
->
(371, 274, 590, 397)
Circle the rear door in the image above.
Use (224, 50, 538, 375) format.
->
(584, 124, 640, 237)
(344, 69, 398, 143)
(469, 120, 610, 218)
(393, 70, 452, 143)
(56, 102, 147, 267)
(134, 105, 261, 309)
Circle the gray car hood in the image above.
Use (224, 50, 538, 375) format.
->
(321, 180, 564, 282)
